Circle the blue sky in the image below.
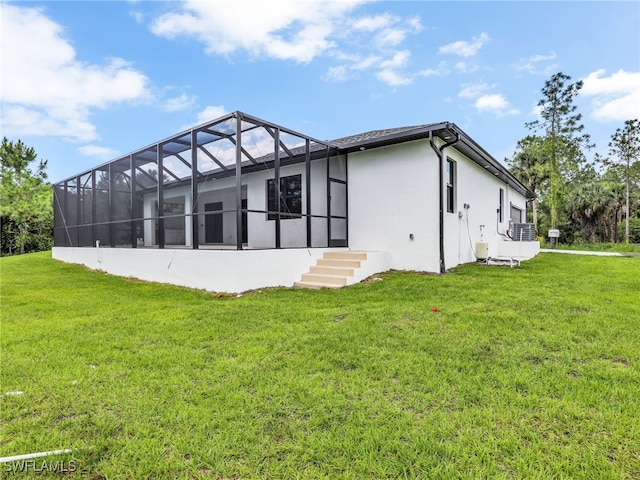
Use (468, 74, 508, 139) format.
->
(1, 1, 639, 183)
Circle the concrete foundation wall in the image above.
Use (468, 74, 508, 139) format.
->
(52, 246, 346, 293)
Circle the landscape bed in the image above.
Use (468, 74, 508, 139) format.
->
(1, 251, 639, 478)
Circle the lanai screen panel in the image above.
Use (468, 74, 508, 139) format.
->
(65, 178, 78, 247)
(132, 148, 158, 247)
(53, 184, 67, 246)
(78, 172, 93, 246)
(194, 117, 241, 248)
(52, 111, 344, 250)
(110, 157, 132, 247)
(160, 138, 191, 247)
(94, 167, 110, 246)
(309, 140, 329, 248)
(329, 154, 348, 247)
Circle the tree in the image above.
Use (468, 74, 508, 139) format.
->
(526, 72, 593, 236)
(508, 135, 549, 233)
(0, 138, 53, 255)
(607, 119, 640, 244)
(565, 165, 616, 243)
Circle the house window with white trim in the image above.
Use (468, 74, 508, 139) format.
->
(267, 174, 302, 220)
(446, 158, 456, 213)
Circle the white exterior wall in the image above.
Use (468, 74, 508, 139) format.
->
(141, 159, 333, 249)
(443, 147, 531, 269)
(52, 246, 343, 293)
(347, 138, 536, 273)
(242, 160, 330, 248)
(348, 140, 441, 272)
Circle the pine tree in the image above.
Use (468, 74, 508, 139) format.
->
(607, 119, 640, 244)
(526, 72, 593, 237)
(0, 138, 52, 255)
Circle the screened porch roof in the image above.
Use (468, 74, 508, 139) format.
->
(56, 112, 532, 198)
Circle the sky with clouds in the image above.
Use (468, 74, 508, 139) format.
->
(1, 1, 639, 182)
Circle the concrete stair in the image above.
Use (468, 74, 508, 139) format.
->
(295, 251, 369, 289)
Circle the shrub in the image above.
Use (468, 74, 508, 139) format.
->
(618, 218, 640, 243)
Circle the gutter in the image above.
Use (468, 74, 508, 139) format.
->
(429, 128, 460, 274)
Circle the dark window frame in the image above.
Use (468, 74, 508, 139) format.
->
(499, 188, 505, 222)
(267, 174, 302, 220)
(510, 203, 523, 224)
(446, 158, 456, 214)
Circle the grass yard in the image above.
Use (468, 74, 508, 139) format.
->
(542, 242, 640, 254)
(1, 252, 639, 479)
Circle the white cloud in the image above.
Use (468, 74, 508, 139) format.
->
(474, 94, 519, 116)
(513, 51, 558, 74)
(353, 13, 394, 31)
(352, 55, 382, 71)
(417, 61, 450, 78)
(439, 32, 490, 57)
(323, 54, 383, 82)
(163, 93, 197, 112)
(406, 16, 423, 32)
(376, 69, 413, 87)
(379, 50, 410, 69)
(323, 65, 350, 82)
(77, 145, 121, 160)
(129, 11, 144, 24)
(458, 82, 495, 99)
(458, 82, 518, 116)
(151, 0, 364, 63)
(454, 61, 480, 73)
(475, 94, 508, 111)
(581, 69, 640, 121)
(0, 5, 151, 142)
(529, 104, 543, 118)
(375, 28, 408, 47)
(196, 106, 228, 125)
(151, 2, 426, 89)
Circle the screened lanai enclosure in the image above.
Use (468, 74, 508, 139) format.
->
(54, 112, 348, 251)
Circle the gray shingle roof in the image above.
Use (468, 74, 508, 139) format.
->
(329, 124, 439, 148)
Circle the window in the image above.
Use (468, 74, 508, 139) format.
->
(510, 204, 523, 223)
(446, 159, 456, 213)
(267, 174, 302, 220)
(499, 188, 505, 222)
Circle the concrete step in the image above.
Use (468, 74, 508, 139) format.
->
(294, 281, 342, 290)
(323, 251, 368, 261)
(317, 258, 362, 268)
(310, 265, 355, 277)
(301, 273, 347, 285)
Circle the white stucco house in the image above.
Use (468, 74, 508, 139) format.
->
(52, 111, 539, 292)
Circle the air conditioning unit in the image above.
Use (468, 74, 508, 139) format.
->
(511, 223, 535, 242)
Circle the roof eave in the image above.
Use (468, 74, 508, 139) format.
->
(335, 122, 534, 200)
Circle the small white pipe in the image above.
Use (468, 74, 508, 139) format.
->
(0, 449, 73, 463)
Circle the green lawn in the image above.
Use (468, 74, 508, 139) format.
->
(1, 252, 639, 479)
(542, 242, 640, 254)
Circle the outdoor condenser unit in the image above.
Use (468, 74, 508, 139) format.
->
(511, 223, 535, 242)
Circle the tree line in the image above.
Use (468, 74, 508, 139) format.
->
(508, 72, 639, 244)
